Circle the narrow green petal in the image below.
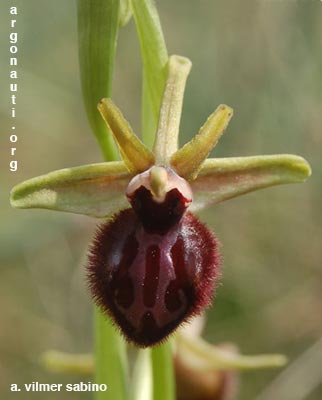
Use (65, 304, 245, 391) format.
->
(190, 155, 311, 212)
(77, 0, 119, 161)
(10, 161, 131, 218)
(171, 105, 233, 180)
(131, 0, 168, 147)
(98, 98, 155, 173)
(97, 99, 154, 174)
(153, 55, 192, 164)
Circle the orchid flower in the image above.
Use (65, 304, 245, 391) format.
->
(10, 55, 311, 347)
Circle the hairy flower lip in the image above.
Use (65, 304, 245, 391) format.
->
(87, 209, 221, 347)
(9, 52, 312, 358)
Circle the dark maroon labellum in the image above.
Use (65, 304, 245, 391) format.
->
(87, 166, 221, 346)
(128, 186, 189, 234)
(125, 166, 193, 235)
(87, 207, 220, 347)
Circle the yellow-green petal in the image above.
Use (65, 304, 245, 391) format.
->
(171, 105, 233, 180)
(10, 161, 131, 218)
(190, 155, 311, 212)
(98, 98, 155, 173)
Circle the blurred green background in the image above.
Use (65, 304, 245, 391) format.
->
(0, 1, 321, 399)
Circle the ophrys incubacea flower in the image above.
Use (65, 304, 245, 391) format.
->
(10, 55, 311, 347)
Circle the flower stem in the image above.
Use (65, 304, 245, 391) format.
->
(79, 1, 176, 399)
(132, 349, 152, 400)
(77, 2, 128, 399)
(95, 309, 128, 400)
(131, 3, 176, 399)
(151, 342, 175, 400)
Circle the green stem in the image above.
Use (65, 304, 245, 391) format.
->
(77, 2, 128, 400)
(79, 1, 176, 399)
(95, 309, 128, 400)
(132, 349, 152, 400)
(151, 343, 175, 400)
(131, 2, 175, 399)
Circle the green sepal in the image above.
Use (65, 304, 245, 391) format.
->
(190, 154, 312, 212)
(98, 98, 155, 173)
(153, 55, 192, 165)
(171, 105, 233, 180)
(176, 332, 287, 371)
(10, 161, 131, 218)
(42, 351, 94, 375)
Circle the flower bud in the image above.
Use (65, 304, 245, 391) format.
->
(175, 343, 239, 400)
